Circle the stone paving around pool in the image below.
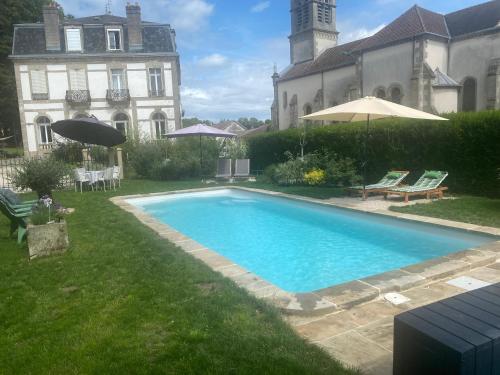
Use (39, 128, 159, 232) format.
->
(111, 187, 500, 375)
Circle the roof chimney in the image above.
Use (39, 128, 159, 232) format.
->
(126, 2, 143, 51)
(43, 2, 61, 51)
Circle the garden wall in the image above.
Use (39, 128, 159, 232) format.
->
(248, 111, 500, 196)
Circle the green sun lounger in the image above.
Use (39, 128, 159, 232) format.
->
(385, 170, 449, 203)
(0, 188, 37, 210)
(0, 195, 32, 244)
(349, 170, 409, 199)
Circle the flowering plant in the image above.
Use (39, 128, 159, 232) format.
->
(304, 169, 326, 186)
(30, 196, 65, 226)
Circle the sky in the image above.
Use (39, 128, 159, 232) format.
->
(58, 0, 488, 122)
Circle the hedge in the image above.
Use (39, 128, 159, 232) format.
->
(247, 110, 500, 197)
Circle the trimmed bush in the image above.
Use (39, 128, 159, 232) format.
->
(10, 157, 71, 198)
(248, 111, 500, 196)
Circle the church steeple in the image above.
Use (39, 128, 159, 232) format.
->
(289, 0, 338, 65)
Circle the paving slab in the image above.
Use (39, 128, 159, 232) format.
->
(320, 331, 391, 371)
(294, 311, 359, 342)
(361, 269, 426, 293)
(444, 249, 497, 267)
(402, 257, 470, 281)
(317, 280, 379, 309)
(345, 300, 404, 326)
(354, 317, 394, 352)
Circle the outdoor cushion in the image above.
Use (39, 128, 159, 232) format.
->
(387, 172, 402, 179)
(423, 171, 441, 179)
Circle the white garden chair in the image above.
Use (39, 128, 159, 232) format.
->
(74, 168, 90, 193)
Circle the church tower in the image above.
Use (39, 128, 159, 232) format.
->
(289, 0, 338, 65)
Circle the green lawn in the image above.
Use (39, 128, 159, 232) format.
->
(390, 196, 500, 228)
(0, 180, 358, 375)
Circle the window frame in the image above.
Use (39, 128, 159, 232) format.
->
(36, 116, 53, 144)
(148, 68, 164, 97)
(113, 113, 129, 136)
(110, 68, 126, 90)
(153, 113, 168, 139)
(65, 27, 83, 52)
(106, 28, 123, 51)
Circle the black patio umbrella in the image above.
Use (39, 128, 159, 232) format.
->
(51, 115, 126, 147)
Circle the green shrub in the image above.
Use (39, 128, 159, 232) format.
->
(248, 111, 500, 196)
(10, 157, 71, 198)
(126, 138, 220, 180)
(325, 157, 362, 187)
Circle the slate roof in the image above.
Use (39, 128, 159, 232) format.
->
(11, 14, 175, 56)
(354, 6, 449, 52)
(445, 0, 500, 37)
(432, 68, 461, 87)
(279, 1, 500, 82)
(279, 38, 366, 82)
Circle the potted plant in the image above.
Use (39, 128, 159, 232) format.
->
(10, 157, 70, 198)
(27, 196, 69, 260)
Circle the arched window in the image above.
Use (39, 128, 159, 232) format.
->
(113, 113, 129, 136)
(37, 116, 52, 144)
(153, 113, 167, 139)
(462, 77, 477, 112)
(390, 86, 402, 104)
(375, 87, 386, 99)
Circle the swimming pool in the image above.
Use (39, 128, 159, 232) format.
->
(128, 189, 495, 293)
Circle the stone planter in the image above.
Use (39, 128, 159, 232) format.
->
(27, 221, 69, 260)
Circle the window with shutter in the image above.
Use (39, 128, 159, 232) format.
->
(69, 69, 87, 90)
(31, 70, 48, 99)
(66, 29, 82, 52)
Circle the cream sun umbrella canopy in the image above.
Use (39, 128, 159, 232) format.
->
(300, 96, 448, 199)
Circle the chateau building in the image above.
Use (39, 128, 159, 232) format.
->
(272, 0, 500, 130)
(10, 3, 182, 154)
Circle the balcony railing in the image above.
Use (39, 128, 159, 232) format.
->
(149, 89, 165, 98)
(66, 90, 91, 107)
(32, 93, 49, 100)
(106, 89, 130, 106)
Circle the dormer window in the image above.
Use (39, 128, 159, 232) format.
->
(107, 29, 122, 51)
(66, 28, 82, 52)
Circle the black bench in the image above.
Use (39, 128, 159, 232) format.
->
(394, 283, 500, 375)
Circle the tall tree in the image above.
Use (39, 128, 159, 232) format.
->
(0, 0, 55, 144)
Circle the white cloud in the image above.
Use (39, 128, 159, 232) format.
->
(251, 1, 271, 13)
(161, 0, 214, 32)
(181, 87, 212, 101)
(197, 54, 228, 67)
(58, 0, 215, 33)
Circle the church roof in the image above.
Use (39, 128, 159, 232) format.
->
(355, 5, 449, 52)
(279, 1, 500, 82)
(278, 38, 366, 82)
(445, 0, 500, 38)
(432, 68, 461, 88)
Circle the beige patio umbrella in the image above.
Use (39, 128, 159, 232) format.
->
(300, 96, 448, 199)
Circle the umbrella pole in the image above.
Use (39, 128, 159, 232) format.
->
(362, 114, 370, 201)
(199, 135, 203, 180)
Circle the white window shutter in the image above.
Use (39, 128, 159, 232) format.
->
(69, 69, 87, 90)
(31, 70, 47, 94)
(66, 29, 82, 51)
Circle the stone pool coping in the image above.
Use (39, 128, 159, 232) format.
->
(110, 186, 500, 316)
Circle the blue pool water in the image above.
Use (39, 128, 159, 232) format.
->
(129, 189, 495, 293)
